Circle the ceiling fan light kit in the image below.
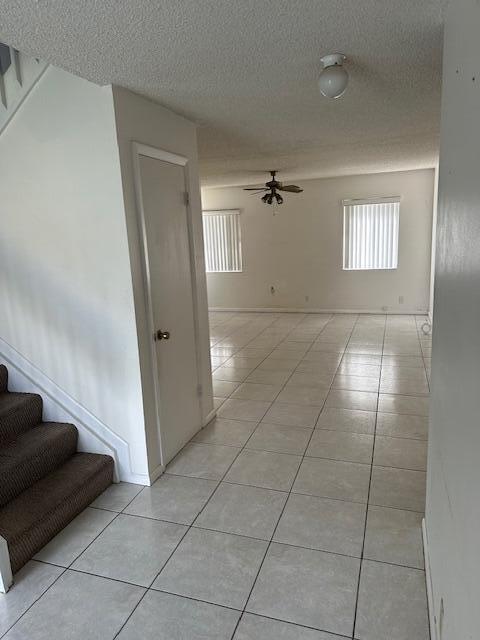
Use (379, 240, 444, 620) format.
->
(243, 171, 303, 205)
(319, 53, 348, 99)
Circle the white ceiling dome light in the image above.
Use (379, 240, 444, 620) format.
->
(318, 53, 348, 99)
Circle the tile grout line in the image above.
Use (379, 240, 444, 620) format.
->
(210, 314, 285, 377)
(0, 565, 69, 639)
(112, 311, 310, 640)
(69, 505, 428, 544)
(207, 314, 313, 434)
(150, 314, 330, 508)
(117, 477, 428, 514)
(110, 394, 265, 639)
(208, 314, 334, 467)
(415, 314, 432, 394)
(3, 313, 430, 640)
(209, 315, 430, 640)
(350, 313, 387, 640)
(211, 312, 301, 370)
(0, 477, 147, 639)
(32, 534, 426, 603)
(213, 313, 330, 391)
(217, 315, 340, 638)
(227, 313, 360, 639)
(237, 316, 337, 450)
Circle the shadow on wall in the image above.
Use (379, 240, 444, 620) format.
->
(0, 235, 135, 427)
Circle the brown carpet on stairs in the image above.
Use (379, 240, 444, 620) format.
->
(0, 363, 114, 576)
(0, 392, 43, 447)
(0, 422, 78, 507)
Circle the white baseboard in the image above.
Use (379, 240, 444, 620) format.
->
(117, 470, 150, 485)
(203, 408, 217, 427)
(0, 337, 145, 485)
(147, 462, 165, 486)
(422, 518, 438, 640)
(0, 535, 13, 594)
(125, 412, 215, 486)
(209, 306, 428, 315)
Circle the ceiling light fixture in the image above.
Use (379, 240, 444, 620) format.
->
(318, 53, 348, 99)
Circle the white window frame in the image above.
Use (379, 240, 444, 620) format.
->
(202, 209, 243, 273)
(342, 196, 400, 271)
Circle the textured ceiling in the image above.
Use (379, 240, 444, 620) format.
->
(0, 0, 445, 185)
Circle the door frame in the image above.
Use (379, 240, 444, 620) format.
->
(132, 142, 203, 474)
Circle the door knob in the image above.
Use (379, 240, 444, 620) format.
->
(155, 330, 170, 341)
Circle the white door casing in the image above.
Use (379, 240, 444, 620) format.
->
(132, 143, 202, 468)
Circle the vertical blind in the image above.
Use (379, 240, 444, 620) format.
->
(202, 210, 243, 273)
(343, 198, 400, 270)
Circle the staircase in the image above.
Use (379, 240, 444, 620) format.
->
(0, 364, 113, 591)
(0, 42, 48, 134)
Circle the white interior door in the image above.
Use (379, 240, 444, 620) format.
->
(138, 151, 201, 465)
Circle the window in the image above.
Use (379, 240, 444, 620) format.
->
(202, 210, 243, 273)
(342, 197, 400, 270)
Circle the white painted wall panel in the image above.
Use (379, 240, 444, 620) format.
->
(425, 1, 480, 638)
(0, 67, 148, 479)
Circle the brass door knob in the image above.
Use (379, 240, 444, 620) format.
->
(155, 330, 170, 341)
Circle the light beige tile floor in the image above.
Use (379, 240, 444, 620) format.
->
(1, 312, 431, 640)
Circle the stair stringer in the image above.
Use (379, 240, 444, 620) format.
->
(0, 534, 13, 593)
(0, 337, 145, 484)
(0, 47, 48, 135)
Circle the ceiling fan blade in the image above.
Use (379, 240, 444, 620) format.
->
(243, 187, 268, 191)
(278, 185, 303, 193)
(248, 190, 270, 195)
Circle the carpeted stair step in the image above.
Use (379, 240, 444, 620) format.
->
(0, 392, 43, 448)
(0, 452, 114, 573)
(0, 422, 78, 507)
(0, 364, 7, 393)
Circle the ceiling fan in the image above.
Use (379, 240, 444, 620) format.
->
(243, 170, 303, 205)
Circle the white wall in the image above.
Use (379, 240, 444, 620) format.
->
(112, 87, 214, 477)
(0, 67, 149, 479)
(202, 169, 434, 313)
(425, 1, 480, 638)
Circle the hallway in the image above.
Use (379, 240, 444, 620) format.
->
(0, 312, 431, 640)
